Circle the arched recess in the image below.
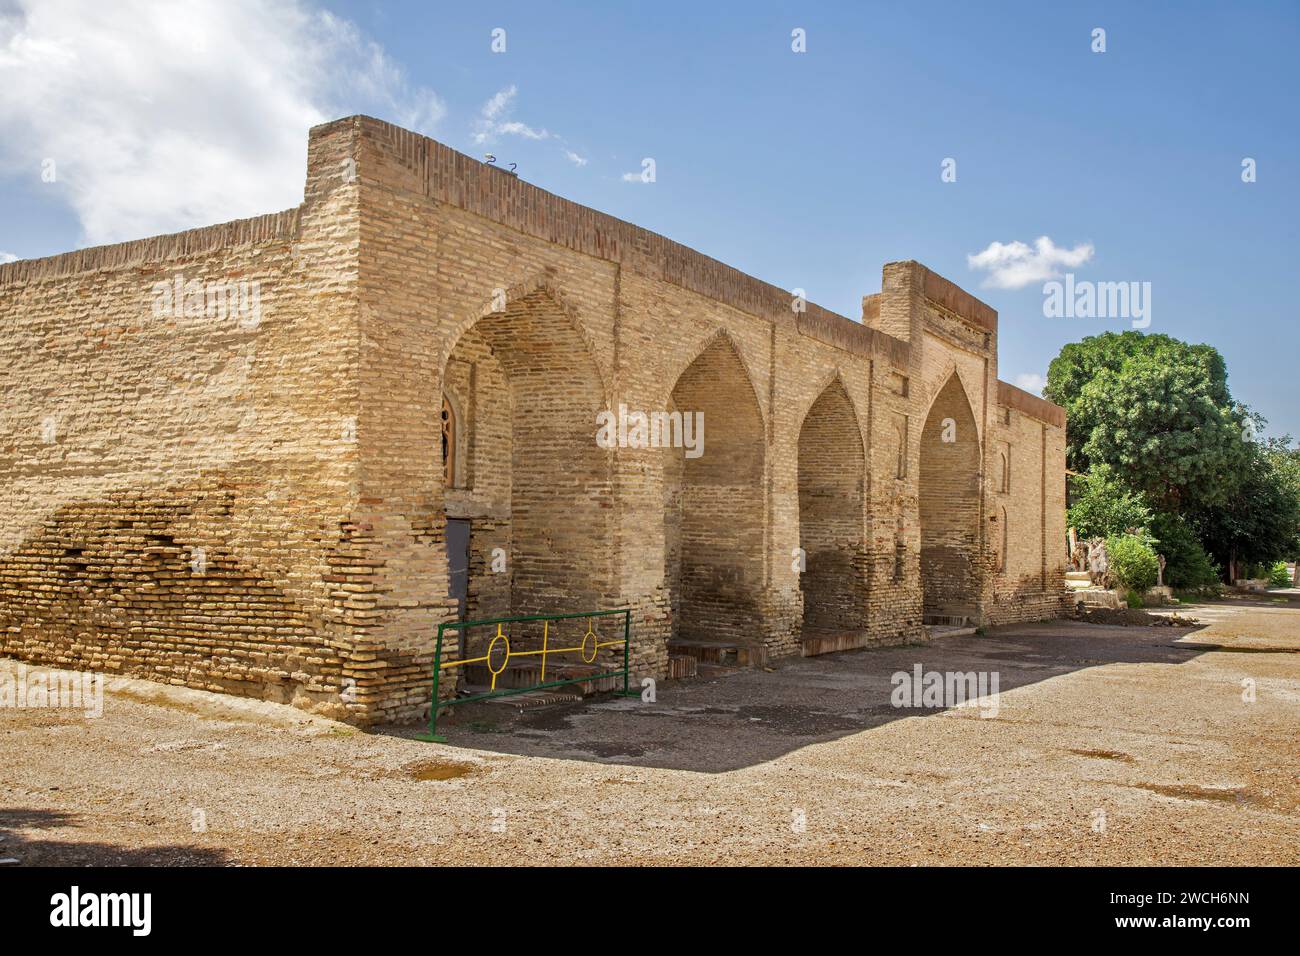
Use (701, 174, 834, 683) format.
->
(919, 372, 981, 622)
(664, 332, 765, 645)
(440, 287, 612, 623)
(797, 377, 868, 633)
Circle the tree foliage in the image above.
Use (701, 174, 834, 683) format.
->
(1192, 438, 1300, 573)
(1048, 332, 1300, 582)
(1148, 511, 1219, 589)
(1070, 346, 1246, 511)
(1067, 467, 1152, 540)
(1045, 331, 1232, 477)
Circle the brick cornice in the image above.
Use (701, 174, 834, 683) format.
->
(997, 380, 1066, 428)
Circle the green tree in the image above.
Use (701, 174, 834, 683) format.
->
(1194, 437, 1300, 579)
(1073, 351, 1248, 511)
(1067, 467, 1153, 539)
(1148, 511, 1219, 589)
(1266, 437, 1300, 537)
(1045, 331, 1234, 478)
(1047, 332, 1298, 584)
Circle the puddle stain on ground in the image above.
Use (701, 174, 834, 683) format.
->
(406, 760, 478, 781)
(1070, 748, 1137, 763)
(1128, 782, 1256, 805)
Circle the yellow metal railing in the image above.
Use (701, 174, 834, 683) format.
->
(438, 618, 625, 690)
(418, 608, 634, 742)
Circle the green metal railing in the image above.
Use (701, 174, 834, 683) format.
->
(416, 607, 634, 742)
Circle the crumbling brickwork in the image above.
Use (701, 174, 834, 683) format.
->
(0, 115, 1069, 724)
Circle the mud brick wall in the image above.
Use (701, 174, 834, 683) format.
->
(0, 126, 372, 716)
(0, 485, 346, 707)
(797, 380, 868, 630)
(0, 114, 1069, 723)
(918, 374, 982, 620)
(442, 328, 512, 625)
(984, 382, 1070, 624)
(667, 335, 766, 644)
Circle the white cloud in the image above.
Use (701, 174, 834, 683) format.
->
(481, 86, 514, 121)
(470, 85, 592, 172)
(472, 85, 549, 145)
(967, 236, 1094, 290)
(1013, 373, 1046, 395)
(0, 251, 16, 263)
(0, 0, 445, 246)
(497, 121, 549, 140)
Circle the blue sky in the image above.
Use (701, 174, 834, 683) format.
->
(3, 1, 1297, 437)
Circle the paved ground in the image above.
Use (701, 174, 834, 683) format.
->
(3, 596, 1298, 865)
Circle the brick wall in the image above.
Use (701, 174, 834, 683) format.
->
(984, 383, 1070, 625)
(797, 379, 869, 630)
(0, 123, 370, 717)
(919, 373, 982, 621)
(667, 334, 766, 644)
(442, 329, 511, 623)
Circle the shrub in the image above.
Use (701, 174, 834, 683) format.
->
(1149, 511, 1220, 589)
(1125, 590, 1144, 609)
(1106, 534, 1159, 593)
(1267, 561, 1292, 589)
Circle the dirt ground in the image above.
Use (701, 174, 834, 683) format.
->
(3, 597, 1298, 866)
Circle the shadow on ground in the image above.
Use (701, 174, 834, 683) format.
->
(381, 618, 1219, 773)
(0, 807, 229, 866)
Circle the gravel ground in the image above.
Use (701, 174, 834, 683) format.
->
(3, 598, 1298, 866)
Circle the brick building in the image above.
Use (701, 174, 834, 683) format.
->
(0, 116, 1069, 724)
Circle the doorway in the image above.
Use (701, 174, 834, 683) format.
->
(446, 517, 470, 620)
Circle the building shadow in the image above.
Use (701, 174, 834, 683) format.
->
(0, 807, 230, 866)
(379, 618, 1215, 773)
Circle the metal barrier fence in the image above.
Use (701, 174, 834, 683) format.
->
(417, 607, 633, 742)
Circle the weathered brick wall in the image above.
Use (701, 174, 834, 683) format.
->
(0, 115, 1069, 723)
(667, 334, 766, 644)
(442, 328, 512, 624)
(0, 124, 370, 716)
(870, 261, 1068, 631)
(797, 379, 868, 630)
(984, 382, 1070, 624)
(919, 373, 982, 621)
